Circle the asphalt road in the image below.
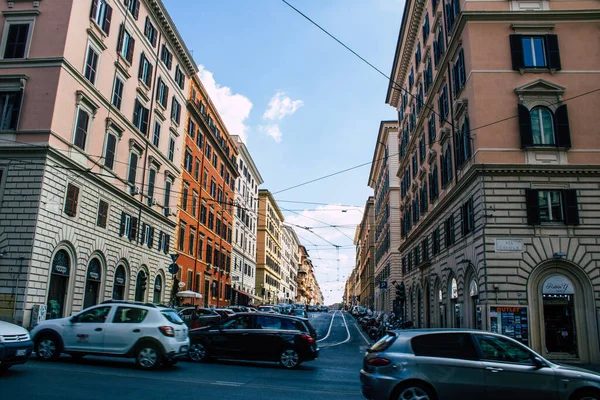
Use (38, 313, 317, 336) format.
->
(0, 312, 371, 400)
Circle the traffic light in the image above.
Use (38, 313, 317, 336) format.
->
(395, 282, 405, 302)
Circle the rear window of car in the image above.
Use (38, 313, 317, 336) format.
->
(411, 333, 478, 360)
(113, 307, 148, 323)
(161, 310, 184, 325)
(370, 334, 397, 352)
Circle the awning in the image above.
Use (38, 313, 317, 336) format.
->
(176, 290, 202, 299)
(234, 288, 261, 301)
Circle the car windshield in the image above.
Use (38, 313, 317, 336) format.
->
(161, 310, 184, 325)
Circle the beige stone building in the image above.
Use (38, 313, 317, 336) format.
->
(368, 121, 402, 313)
(386, 0, 600, 363)
(256, 189, 283, 303)
(354, 196, 375, 309)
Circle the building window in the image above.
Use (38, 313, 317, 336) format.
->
(422, 12, 430, 42)
(200, 204, 207, 225)
(461, 198, 474, 235)
(192, 190, 198, 217)
(429, 164, 439, 201)
(112, 76, 124, 110)
(510, 34, 561, 71)
(518, 104, 570, 149)
(147, 168, 156, 206)
(103, 132, 117, 170)
(182, 184, 188, 211)
(126, 0, 140, 19)
(194, 158, 200, 181)
(0, 91, 22, 130)
(444, 215, 455, 247)
(189, 228, 196, 256)
(208, 210, 214, 230)
(409, 66, 414, 88)
(171, 97, 181, 124)
(452, 49, 466, 98)
(127, 152, 138, 194)
(438, 84, 449, 124)
(96, 199, 109, 228)
(526, 189, 579, 225)
(73, 108, 90, 150)
(184, 148, 193, 172)
(156, 77, 169, 108)
(143, 16, 157, 47)
(164, 179, 171, 216)
(2, 21, 32, 59)
(210, 178, 216, 198)
(117, 25, 135, 64)
(168, 136, 175, 162)
(178, 223, 186, 251)
(90, 0, 113, 35)
(84, 46, 100, 85)
(455, 117, 472, 170)
(432, 227, 440, 255)
(415, 42, 421, 66)
(138, 53, 153, 87)
(152, 121, 161, 147)
(64, 183, 80, 217)
(412, 153, 418, 178)
(440, 147, 452, 188)
(419, 135, 426, 163)
(160, 44, 173, 70)
(428, 112, 436, 146)
(175, 65, 185, 90)
(133, 99, 149, 135)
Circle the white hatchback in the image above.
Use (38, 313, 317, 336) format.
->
(30, 301, 189, 369)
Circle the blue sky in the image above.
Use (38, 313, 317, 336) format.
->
(163, 0, 404, 304)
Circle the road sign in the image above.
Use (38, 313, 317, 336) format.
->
(168, 263, 179, 275)
(178, 281, 186, 288)
(170, 254, 179, 263)
(379, 280, 388, 289)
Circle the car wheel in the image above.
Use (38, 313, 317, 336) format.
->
(396, 384, 434, 400)
(135, 343, 161, 370)
(572, 390, 600, 400)
(188, 343, 208, 362)
(279, 348, 301, 369)
(35, 335, 60, 361)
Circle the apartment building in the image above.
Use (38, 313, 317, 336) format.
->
(0, 0, 196, 325)
(280, 225, 300, 304)
(174, 73, 238, 308)
(256, 189, 283, 303)
(230, 135, 262, 305)
(296, 245, 313, 304)
(368, 121, 401, 313)
(355, 197, 375, 309)
(386, 0, 600, 362)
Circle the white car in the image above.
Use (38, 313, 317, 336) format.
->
(0, 320, 33, 371)
(30, 301, 189, 370)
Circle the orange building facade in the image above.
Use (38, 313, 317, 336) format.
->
(174, 75, 238, 307)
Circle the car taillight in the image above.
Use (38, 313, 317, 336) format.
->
(367, 357, 391, 367)
(301, 334, 315, 344)
(159, 326, 175, 337)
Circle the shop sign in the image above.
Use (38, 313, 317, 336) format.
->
(495, 239, 523, 253)
(53, 264, 68, 275)
(155, 283, 161, 291)
(542, 275, 574, 295)
(489, 305, 529, 346)
(87, 260, 101, 282)
(231, 276, 239, 282)
(115, 277, 125, 285)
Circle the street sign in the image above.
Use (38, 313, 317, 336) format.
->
(178, 281, 186, 288)
(168, 263, 179, 275)
(379, 280, 388, 289)
(170, 253, 179, 263)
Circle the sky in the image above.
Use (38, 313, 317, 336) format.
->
(163, 0, 404, 304)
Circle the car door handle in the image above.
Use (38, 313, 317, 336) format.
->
(95, 328, 103, 332)
(132, 329, 141, 333)
(486, 367, 503, 372)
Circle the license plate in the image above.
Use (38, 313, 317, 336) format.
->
(16, 349, 27, 356)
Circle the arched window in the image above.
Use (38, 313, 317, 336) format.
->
(48, 249, 71, 320)
(135, 269, 148, 302)
(531, 107, 555, 145)
(83, 258, 102, 309)
(113, 265, 127, 300)
(153, 274, 163, 304)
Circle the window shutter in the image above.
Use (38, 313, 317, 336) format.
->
(138, 54, 145, 80)
(459, 49, 466, 85)
(164, 85, 169, 105)
(65, 185, 79, 217)
(147, 62, 153, 86)
(165, 235, 170, 253)
(509, 34, 524, 70)
(149, 227, 154, 248)
(464, 117, 472, 158)
(117, 24, 124, 53)
(158, 231, 163, 251)
(130, 217, 138, 241)
(563, 189, 579, 225)
(90, 0, 99, 19)
(126, 37, 135, 63)
(141, 107, 149, 135)
(518, 104, 533, 148)
(119, 212, 126, 236)
(155, 78, 162, 101)
(437, 96, 443, 124)
(133, 0, 140, 20)
(140, 222, 146, 243)
(545, 34, 561, 71)
(133, 99, 140, 127)
(103, 4, 112, 35)
(144, 16, 150, 36)
(555, 104, 571, 149)
(525, 189, 540, 225)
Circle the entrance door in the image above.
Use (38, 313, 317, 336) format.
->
(542, 275, 577, 356)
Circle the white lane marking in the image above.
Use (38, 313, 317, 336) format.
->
(354, 323, 371, 346)
(320, 311, 351, 348)
(316, 311, 337, 343)
(212, 381, 243, 387)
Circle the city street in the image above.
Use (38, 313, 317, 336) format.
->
(1, 312, 370, 400)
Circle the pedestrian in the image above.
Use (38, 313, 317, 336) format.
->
(191, 305, 200, 329)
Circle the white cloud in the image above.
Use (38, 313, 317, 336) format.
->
(258, 124, 283, 142)
(197, 65, 253, 143)
(284, 204, 364, 304)
(262, 91, 304, 121)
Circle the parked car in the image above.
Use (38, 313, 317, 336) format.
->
(361, 329, 600, 400)
(229, 306, 248, 313)
(319, 306, 329, 312)
(0, 321, 34, 372)
(308, 305, 318, 312)
(292, 309, 308, 318)
(257, 306, 277, 314)
(214, 308, 236, 319)
(178, 307, 221, 328)
(188, 312, 319, 369)
(31, 301, 189, 370)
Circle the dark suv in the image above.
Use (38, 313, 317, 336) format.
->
(188, 312, 318, 369)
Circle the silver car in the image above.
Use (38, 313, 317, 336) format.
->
(360, 329, 600, 400)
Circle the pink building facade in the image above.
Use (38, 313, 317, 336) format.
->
(0, 0, 195, 326)
(387, 0, 600, 362)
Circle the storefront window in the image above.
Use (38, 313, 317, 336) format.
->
(113, 265, 127, 300)
(47, 249, 70, 320)
(153, 275, 162, 304)
(135, 270, 148, 302)
(83, 258, 102, 309)
(542, 275, 577, 355)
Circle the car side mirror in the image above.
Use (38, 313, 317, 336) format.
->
(70, 316, 78, 323)
(533, 356, 546, 369)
